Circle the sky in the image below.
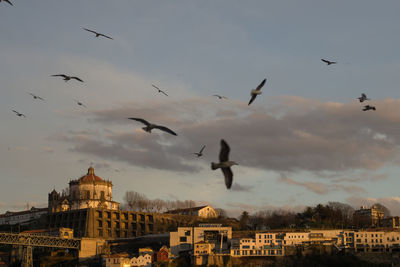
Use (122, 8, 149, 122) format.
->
(1, 0, 400, 217)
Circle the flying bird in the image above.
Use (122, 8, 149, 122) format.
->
(248, 78, 266, 105)
(152, 84, 168, 96)
(128, 118, 177, 136)
(52, 74, 84, 83)
(29, 93, 44, 100)
(1, 0, 13, 6)
(83, 28, 113, 40)
(321, 59, 337, 65)
(211, 139, 238, 189)
(191, 145, 206, 157)
(12, 110, 25, 117)
(363, 105, 376, 111)
(75, 100, 87, 108)
(357, 93, 370, 103)
(213, 95, 228, 100)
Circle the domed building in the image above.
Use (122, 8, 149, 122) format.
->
(48, 166, 119, 212)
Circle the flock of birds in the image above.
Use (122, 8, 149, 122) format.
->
(4, 0, 377, 190)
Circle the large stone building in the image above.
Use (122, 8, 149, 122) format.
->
(353, 205, 385, 227)
(47, 166, 204, 239)
(48, 166, 119, 212)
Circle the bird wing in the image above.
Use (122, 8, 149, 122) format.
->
(83, 28, 98, 35)
(154, 125, 177, 136)
(219, 139, 230, 162)
(248, 94, 257, 105)
(160, 90, 168, 96)
(255, 78, 266, 91)
(213, 95, 221, 98)
(221, 167, 233, 189)
(52, 74, 67, 78)
(199, 145, 206, 154)
(4, 0, 13, 5)
(12, 110, 18, 114)
(71, 77, 84, 82)
(37, 96, 44, 100)
(128, 118, 151, 126)
(321, 59, 329, 64)
(362, 93, 367, 98)
(152, 84, 160, 90)
(99, 33, 113, 40)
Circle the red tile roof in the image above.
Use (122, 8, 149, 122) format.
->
(78, 167, 104, 182)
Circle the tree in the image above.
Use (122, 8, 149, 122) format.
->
(123, 191, 148, 212)
(239, 211, 250, 230)
(215, 208, 227, 219)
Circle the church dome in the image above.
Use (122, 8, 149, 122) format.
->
(78, 166, 104, 182)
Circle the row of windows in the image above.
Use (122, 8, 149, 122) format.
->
(233, 249, 283, 256)
(96, 211, 153, 222)
(356, 239, 383, 243)
(356, 233, 383, 238)
(258, 234, 274, 239)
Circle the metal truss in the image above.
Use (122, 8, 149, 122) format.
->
(0, 232, 80, 249)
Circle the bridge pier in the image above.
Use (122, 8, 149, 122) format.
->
(22, 246, 33, 267)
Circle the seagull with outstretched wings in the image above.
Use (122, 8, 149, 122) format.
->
(83, 28, 113, 40)
(357, 93, 370, 103)
(128, 118, 177, 136)
(1, 0, 13, 6)
(363, 105, 376, 111)
(12, 110, 25, 117)
(321, 58, 337, 65)
(211, 139, 238, 189)
(29, 93, 44, 100)
(191, 145, 206, 157)
(75, 100, 87, 108)
(152, 84, 168, 96)
(52, 74, 84, 83)
(248, 78, 266, 105)
(213, 95, 227, 100)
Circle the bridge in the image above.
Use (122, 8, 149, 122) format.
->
(0, 232, 80, 267)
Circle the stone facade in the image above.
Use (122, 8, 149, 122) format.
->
(48, 167, 119, 213)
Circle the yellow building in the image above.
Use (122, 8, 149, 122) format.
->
(353, 205, 384, 227)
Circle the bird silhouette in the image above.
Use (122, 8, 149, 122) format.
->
(363, 105, 376, 111)
(211, 139, 238, 189)
(321, 59, 337, 65)
(191, 145, 206, 157)
(357, 93, 370, 103)
(75, 100, 87, 108)
(1, 0, 13, 6)
(12, 110, 26, 117)
(248, 78, 266, 105)
(152, 84, 168, 96)
(128, 118, 177, 136)
(29, 93, 44, 100)
(52, 74, 84, 82)
(213, 95, 228, 100)
(83, 28, 113, 40)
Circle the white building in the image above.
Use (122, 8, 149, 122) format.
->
(0, 207, 47, 225)
(130, 254, 152, 267)
(170, 224, 232, 256)
(166, 205, 218, 218)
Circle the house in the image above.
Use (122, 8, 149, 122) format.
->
(156, 246, 170, 262)
(165, 205, 218, 218)
(130, 254, 152, 267)
(105, 254, 130, 267)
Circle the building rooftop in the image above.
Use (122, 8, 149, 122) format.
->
(78, 166, 104, 182)
(166, 205, 208, 214)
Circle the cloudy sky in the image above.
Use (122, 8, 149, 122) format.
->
(1, 0, 400, 217)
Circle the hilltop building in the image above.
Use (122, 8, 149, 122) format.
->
(353, 205, 385, 227)
(166, 205, 218, 218)
(48, 166, 119, 212)
(0, 207, 47, 226)
(47, 166, 205, 238)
